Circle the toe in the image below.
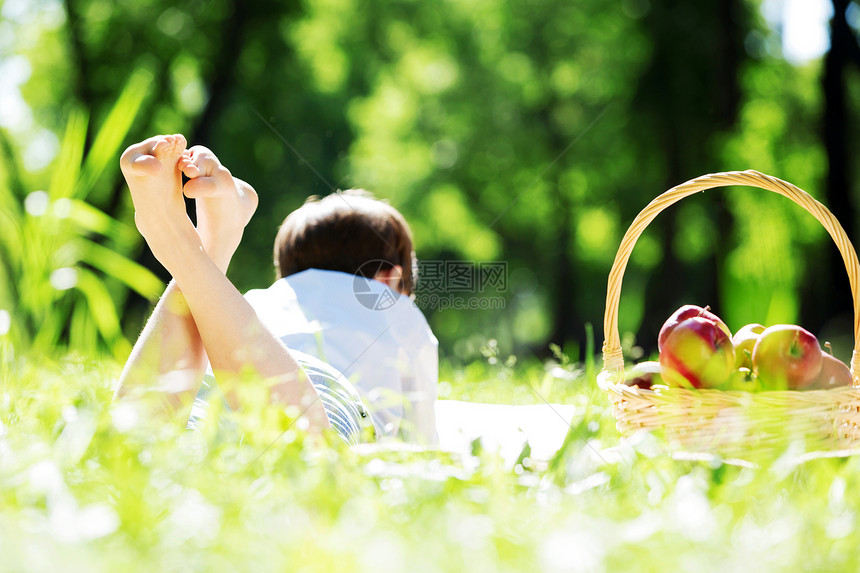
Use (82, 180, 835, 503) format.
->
(152, 134, 187, 161)
(187, 145, 217, 161)
(120, 142, 149, 172)
(121, 137, 164, 176)
(151, 137, 172, 159)
(130, 154, 163, 176)
(196, 156, 223, 177)
(180, 160, 201, 178)
(182, 176, 216, 199)
(187, 146, 226, 177)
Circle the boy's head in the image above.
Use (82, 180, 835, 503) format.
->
(274, 189, 416, 295)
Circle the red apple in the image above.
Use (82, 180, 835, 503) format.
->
(805, 353, 853, 389)
(623, 360, 664, 389)
(658, 304, 732, 352)
(752, 325, 823, 389)
(659, 316, 736, 389)
(732, 323, 766, 369)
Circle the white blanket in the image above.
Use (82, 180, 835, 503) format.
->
(435, 400, 578, 465)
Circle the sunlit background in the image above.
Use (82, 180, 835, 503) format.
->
(1, 0, 859, 366)
(6, 3, 860, 571)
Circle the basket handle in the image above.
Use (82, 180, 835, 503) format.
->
(601, 170, 860, 386)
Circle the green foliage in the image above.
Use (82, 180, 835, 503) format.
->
(5, 0, 856, 363)
(5, 0, 658, 356)
(0, 71, 162, 359)
(719, 58, 829, 333)
(327, 0, 652, 349)
(3, 352, 860, 571)
(2, 2, 858, 567)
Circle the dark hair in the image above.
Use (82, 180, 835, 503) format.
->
(274, 189, 416, 295)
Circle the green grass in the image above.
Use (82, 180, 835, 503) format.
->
(2, 351, 859, 572)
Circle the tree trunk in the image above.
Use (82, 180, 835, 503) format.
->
(807, 0, 855, 332)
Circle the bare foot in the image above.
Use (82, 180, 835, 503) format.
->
(178, 145, 258, 270)
(120, 134, 199, 267)
(121, 133, 187, 185)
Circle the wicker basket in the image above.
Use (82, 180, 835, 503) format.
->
(599, 170, 860, 455)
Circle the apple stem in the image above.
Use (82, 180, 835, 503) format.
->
(824, 341, 833, 355)
(790, 331, 802, 358)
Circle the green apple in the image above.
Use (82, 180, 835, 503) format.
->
(720, 367, 762, 392)
(731, 323, 766, 369)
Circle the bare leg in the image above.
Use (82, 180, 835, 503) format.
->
(179, 145, 258, 272)
(115, 134, 206, 411)
(115, 135, 327, 431)
(121, 134, 196, 260)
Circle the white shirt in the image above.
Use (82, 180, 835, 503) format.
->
(244, 269, 439, 444)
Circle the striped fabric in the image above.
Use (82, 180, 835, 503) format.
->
(295, 351, 377, 445)
(187, 350, 377, 445)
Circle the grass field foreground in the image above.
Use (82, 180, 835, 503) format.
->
(1, 352, 858, 572)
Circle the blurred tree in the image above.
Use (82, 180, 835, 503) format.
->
(5, 0, 859, 364)
(823, 0, 858, 242)
(811, 0, 860, 338)
(629, 0, 746, 347)
(716, 0, 855, 361)
(0, 73, 163, 358)
(719, 55, 827, 333)
(330, 0, 653, 354)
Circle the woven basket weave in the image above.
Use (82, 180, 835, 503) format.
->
(599, 170, 860, 455)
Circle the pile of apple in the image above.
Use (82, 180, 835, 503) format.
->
(625, 305, 852, 391)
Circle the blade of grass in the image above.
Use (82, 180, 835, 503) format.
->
(48, 108, 87, 201)
(79, 241, 163, 300)
(75, 267, 131, 358)
(76, 68, 154, 204)
(584, 321, 595, 383)
(66, 198, 139, 249)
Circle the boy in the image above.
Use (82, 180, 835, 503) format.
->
(247, 190, 438, 443)
(115, 134, 437, 444)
